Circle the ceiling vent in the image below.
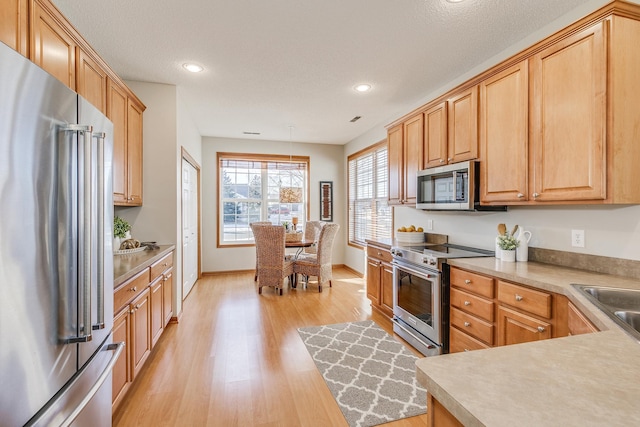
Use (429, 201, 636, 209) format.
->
(243, 131, 261, 135)
(350, 116, 362, 123)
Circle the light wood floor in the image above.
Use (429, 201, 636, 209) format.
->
(113, 268, 428, 427)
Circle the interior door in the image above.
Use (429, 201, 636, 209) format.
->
(182, 158, 199, 298)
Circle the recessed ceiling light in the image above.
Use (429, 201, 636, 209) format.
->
(182, 63, 204, 73)
(354, 84, 372, 93)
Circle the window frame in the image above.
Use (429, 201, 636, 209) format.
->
(216, 152, 310, 248)
(347, 140, 392, 249)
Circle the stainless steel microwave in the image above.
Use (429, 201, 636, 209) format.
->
(416, 160, 506, 211)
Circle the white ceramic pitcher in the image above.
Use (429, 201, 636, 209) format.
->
(516, 229, 532, 262)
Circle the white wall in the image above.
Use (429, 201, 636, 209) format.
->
(201, 137, 344, 273)
(343, 0, 640, 274)
(115, 81, 202, 318)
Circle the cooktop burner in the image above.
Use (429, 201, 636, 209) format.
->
(391, 243, 494, 270)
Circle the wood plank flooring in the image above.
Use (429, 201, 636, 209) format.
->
(113, 268, 428, 427)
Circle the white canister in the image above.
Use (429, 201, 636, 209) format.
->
(495, 236, 502, 260)
(502, 249, 516, 262)
(516, 229, 532, 262)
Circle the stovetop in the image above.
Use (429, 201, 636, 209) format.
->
(390, 242, 494, 270)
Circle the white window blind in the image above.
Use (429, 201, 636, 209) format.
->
(348, 143, 391, 247)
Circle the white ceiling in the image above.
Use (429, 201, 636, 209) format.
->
(54, 0, 596, 144)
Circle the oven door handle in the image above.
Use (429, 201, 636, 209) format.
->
(391, 261, 438, 280)
(392, 318, 437, 349)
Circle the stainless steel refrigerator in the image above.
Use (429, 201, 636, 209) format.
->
(0, 41, 122, 426)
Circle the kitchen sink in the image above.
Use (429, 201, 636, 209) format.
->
(573, 285, 640, 342)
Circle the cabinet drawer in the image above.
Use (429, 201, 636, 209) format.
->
(114, 268, 150, 313)
(450, 287, 495, 322)
(497, 280, 552, 319)
(450, 307, 494, 345)
(450, 267, 494, 298)
(366, 245, 392, 263)
(449, 326, 490, 353)
(150, 251, 174, 282)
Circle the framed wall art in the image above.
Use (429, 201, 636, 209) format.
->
(319, 181, 333, 221)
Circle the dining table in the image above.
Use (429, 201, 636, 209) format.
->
(285, 239, 316, 258)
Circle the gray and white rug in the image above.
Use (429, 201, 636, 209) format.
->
(297, 320, 426, 427)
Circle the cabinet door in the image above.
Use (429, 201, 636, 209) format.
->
(126, 99, 144, 205)
(480, 62, 529, 203)
(77, 48, 107, 113)
(423, 102, 448, 168)
(112, 308, 131, 408)
(107, 79, 128, 205)
(150, 277, 163, 347)
(387, 125, 403, 205)
(497, 306, 551, 346)
(31, 0, 76, 89)
(0, 0, 28, 55)
(163, 268, 173, 326)
(131, 287, 151, 379)
(530, 22, 606, 202)
(380, 262, 394, 316)
(567, 301, 598, 335)
(366, 258, 381, 305)
(447, 86, 478, 164)
(403, 114, 423, 204)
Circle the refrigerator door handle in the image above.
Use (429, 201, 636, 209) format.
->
(59, 342, 124, 427)
(93, 131, 106, 330)
(62, 125, 94, 343)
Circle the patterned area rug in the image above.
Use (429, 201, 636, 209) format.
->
(297, 320, 427, 427)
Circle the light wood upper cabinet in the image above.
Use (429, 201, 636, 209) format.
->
(387, 114, 423, 205)
(387, 125, 403, 205)
(423, 101, 448, 169)
(109, 79, 144, 206)
(403, 114, 423, 204)
(31, 0, 76, 89)
(76, 48, 108, 114)
(529, 22, 607, 202)
(480, 62, 529, 203)
(447, 86, 479, 164)
(0, 0, 28, 55)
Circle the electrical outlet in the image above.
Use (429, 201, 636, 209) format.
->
(571, 229, 585, 248)
(427, 219, 433, 230)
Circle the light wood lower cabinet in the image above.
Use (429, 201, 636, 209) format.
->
(427, 393, 463, 427)
(366, 244, 394, 319)
(449, 266, 597, 353)
(112, 250, 175, 410)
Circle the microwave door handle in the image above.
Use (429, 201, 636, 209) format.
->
(451, 171, 457, 202)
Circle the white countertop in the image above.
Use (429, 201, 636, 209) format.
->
(415, 257, 640, 426)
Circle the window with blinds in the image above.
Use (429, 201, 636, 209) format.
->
(348, 142, 392, 247)
(217, 153, 309, 246)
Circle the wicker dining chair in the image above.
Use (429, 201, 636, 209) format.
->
(253, 224, 294, 295)
(250, 221, 273, 281)
(293, 223, 339, 292)
(301, 221, 324, 256)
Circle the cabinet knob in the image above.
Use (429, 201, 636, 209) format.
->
(464, 279, 471, 284)
(533, 192, 540, 199)
(439, 159, 444, 163)
(464, 348, 470, 352)
(134, 304, 140, 310)
(464, 301, 471, 306)
(515, 294, 523, 302)
(537, 326, 546, 333)
(130, 286, 137, 292)
(464, 322, 471, 327)
(447, 157, 453, 162)
(130, 309, 135, 315)
(517, 193, 524, 198)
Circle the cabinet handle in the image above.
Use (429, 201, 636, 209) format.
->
(164, 273, 173, 281)
(464, 279, 471, 284)
(130, 309, 135, 315)
(464, 301, 471, 306)
(464, 348, 470, 352)
(537, 326, 546, 333)
(377, 252, 382, 256)
(517, 193, 524, 198)
(464, 322, 471, 327)
(129, 286, 137, 292)
(134, 304, 140, 310)
(532, 192, 540, 199)
(515, 294, 523, 302)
